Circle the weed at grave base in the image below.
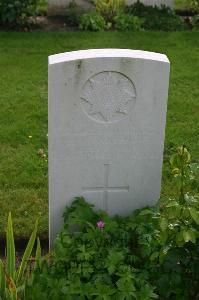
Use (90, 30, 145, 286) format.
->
(0, 215, 41, 300)
(24, 146, 199, 299)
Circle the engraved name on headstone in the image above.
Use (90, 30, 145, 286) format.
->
(48, 49, 170, 244)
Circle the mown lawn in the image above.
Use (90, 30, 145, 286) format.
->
(0, 31, 198, 238)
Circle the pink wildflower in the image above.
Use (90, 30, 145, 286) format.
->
(97, 220, 105, 229)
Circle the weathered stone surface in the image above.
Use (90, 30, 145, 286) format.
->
(48, 0, 92, 15)
(48, 49, 170, 244)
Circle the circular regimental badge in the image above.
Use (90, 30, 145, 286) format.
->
(81, 71, 136, 123)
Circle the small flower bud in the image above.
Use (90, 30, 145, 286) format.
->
(97, 220, 105, 229)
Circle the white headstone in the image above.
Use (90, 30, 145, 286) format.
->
(49, 49, 170, 244)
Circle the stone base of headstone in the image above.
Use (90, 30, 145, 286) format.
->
(48, 0, 173, 16)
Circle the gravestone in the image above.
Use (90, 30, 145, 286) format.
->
(48, 0, 173, 15)
(49, 49, 170, 244)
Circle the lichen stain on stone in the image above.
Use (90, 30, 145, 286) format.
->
(74, 60, 84, 85)
(119, 58, 132, 74)
(119, 59, 136, 94)
(77, 60, 82, 69)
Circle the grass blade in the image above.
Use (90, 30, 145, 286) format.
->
(6, 213, 15, 279)
(16, 219, 38, 285)
(35, 237, 42, 270)
(5, 274, 17, 300)
(0, 259, 5, 298)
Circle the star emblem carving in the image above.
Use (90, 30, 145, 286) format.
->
(81, 71, 136, 123)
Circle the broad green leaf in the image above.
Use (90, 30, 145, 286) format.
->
(166, 201, 179, 208)
(170, 153, 181, 168)
(171, 168, 180, 176)
(176, 231, 184, 246)
(182, 208, 190, 218)
(150, 251, 159, 261)
(16, 219, 38, 285)
(177, 146, 191, 163)
(160, 231, 168, 244)
(0, 259, 5, 298)
(139, 209, 153, 216)
(167, 206, 181, 218)
(159, 218, 168, 231)
(183, 149, 191, 163)
(183, 229, 196, 243)
(6, 212, 15, 279)
(189, 207, 199, 225)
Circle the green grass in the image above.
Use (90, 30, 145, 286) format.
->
(175, 0, 191, 10)
(0, 31, 198, 238)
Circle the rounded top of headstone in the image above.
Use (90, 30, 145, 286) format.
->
(48, 49, 170, 65)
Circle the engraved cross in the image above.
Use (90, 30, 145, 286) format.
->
(82, 164, 129, 211)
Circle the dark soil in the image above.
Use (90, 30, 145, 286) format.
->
(0, 16, 77, 32)
(175, 9, 198, 16)
(0, 237, 49, 259)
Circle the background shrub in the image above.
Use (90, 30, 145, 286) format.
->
(95, 0, 125, 22)
(0, 0, 39, 27)
(127, 1, 187, 31)
(79, 0, 143, 31)
(190, 0, 199, 13)
(78, 0, 188, 31)
(79, 11, 107, 31)
(113, 13, 142, 30)
(66, 0, 81, 27)
(192, 14, 199, 28)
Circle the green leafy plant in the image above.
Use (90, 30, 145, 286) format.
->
(127, 1, 187, 31)
(79, 11, 107, 31)
(25, 197, 157, 299)
(66, 0, 81, 26)
(0, 213, 40, 300)
(95, 0, 125, 22)
(133, 146, 199, 298)
(79, 0, 143, 31)
(0, 0, 39, 27)
(189, 0, 199, 13)
(114, 12, 142, 30)
(192, 14, 199, 28)
(37, 0, 47, 15)
(25, 146, 199, 299)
